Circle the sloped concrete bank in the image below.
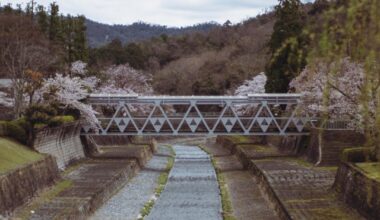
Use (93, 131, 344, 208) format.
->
(4, 121, 156, 219)
(92, 145, 172, 220)
(27, 158, 139, 220)
(33, 122, 85, 170)
(216, 137, 291, 219)
(217, 136, 365, 220)
(0, 156, 59, 217)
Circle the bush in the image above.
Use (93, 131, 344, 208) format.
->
(0, 121, 7, 136)
(25, 104, 57, 126)
(48, 115, 75, 127)
(341, 147, 375, 163)
(5, 120, 27, 145)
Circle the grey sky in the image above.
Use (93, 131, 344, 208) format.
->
(1, 0, 311, 27)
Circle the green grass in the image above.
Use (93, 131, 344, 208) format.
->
(0, 137, 43, 174)
(355, 162, 380, 181)
(228, 135, 253, 143)
(199, 145, 237, 220)
(138, 145, 175, 219)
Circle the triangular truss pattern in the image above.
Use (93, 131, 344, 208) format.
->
(185, 117, 202, 132)
(81, 94, 317, 136)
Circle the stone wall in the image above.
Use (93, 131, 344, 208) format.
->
(33, 122, 85, 170)
(0, 156, 59, 217)
(334, 162, 380, 220)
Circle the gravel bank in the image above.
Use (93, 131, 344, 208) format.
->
(146, 145, 222, 220)
(91, 145, 172, 220)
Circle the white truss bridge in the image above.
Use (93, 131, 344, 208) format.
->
(81, 94, 317, 136)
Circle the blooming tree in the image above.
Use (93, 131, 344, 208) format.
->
(234, 72, 267, 114)
(97, 64, 154, 113)
(38, 73, 99, 128)
(289, 58, 366, 129)
(98, 64, 153, 95)
(70, 60, 88, 76)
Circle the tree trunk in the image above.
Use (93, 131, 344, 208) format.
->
(13, 85, 24, 118)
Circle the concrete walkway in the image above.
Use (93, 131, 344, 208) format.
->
(202, 139, 280, 220)
(91, 145, 172, 220)
(146, 145, 222, 220)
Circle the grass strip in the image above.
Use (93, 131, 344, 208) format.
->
(199, 145, 237, 220)
(138, 145, 175, 220)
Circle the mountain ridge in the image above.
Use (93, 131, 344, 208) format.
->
(86, 19, 220, 47)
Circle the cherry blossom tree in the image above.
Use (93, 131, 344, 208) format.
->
(290, 58, 379, 164)
(70, 60, 87, 76)
(98, 64, 153, 95)
(289, 58, 366, 130)
(234, 72, 267, 114)
(38, 73, 99, 128)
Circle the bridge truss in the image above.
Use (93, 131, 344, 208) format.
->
(81, 94, 316, 136)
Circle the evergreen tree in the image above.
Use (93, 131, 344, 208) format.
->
(2, 4, 13, 14)
(36, 5, 48, 34)
(265, 0, 306, 93)
(61, 15, 75, 64)
(25, 0, 35, 20)
(48, 2, 60, 41)
(125, 43, 145, 69)
(73, 16, 88, 62)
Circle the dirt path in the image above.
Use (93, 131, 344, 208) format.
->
(146, 145, 222, 220)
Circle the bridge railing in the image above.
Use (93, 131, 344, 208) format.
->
(81, 94, 346, 136)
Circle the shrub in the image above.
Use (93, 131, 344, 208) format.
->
(0, 121, 7, 136)
(48, 115, 75, 127)
(6, 120, 27, 145)
(25, 104, 57, 126)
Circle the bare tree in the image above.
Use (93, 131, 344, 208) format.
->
(0, 14, 54, 117)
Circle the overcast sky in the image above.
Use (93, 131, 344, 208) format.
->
(2, 0, 312, 27)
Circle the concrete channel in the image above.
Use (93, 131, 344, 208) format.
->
(146, 145, 222, 220)
(91, 145, 172, 220)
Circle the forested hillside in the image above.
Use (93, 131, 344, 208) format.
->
(86, 19, 219, 47)
(89, 13, 276, 95)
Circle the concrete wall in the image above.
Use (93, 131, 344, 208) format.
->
(334, 162, 380, 220)
(33, 122, 85, 170)
(0, 156, 59, 217)
(306, 128, 366, 165)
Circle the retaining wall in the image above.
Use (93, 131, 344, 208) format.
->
(0, 156, 59, 217)
(334, 162, 380, 220)
(33, 122, 85, 170)
(306, 128, 365, 165)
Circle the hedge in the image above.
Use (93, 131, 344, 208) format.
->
(2, 120, 28, 145)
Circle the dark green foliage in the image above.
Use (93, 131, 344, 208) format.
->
(25, 104, 57, 127)
(48, 2, 60, 42)
(265, 0, 307, 93)
(5, 120, 28, 145)
(125, 43, 146, 69)
(89, 39, 148, 69)
(36, 5, 48, 34)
